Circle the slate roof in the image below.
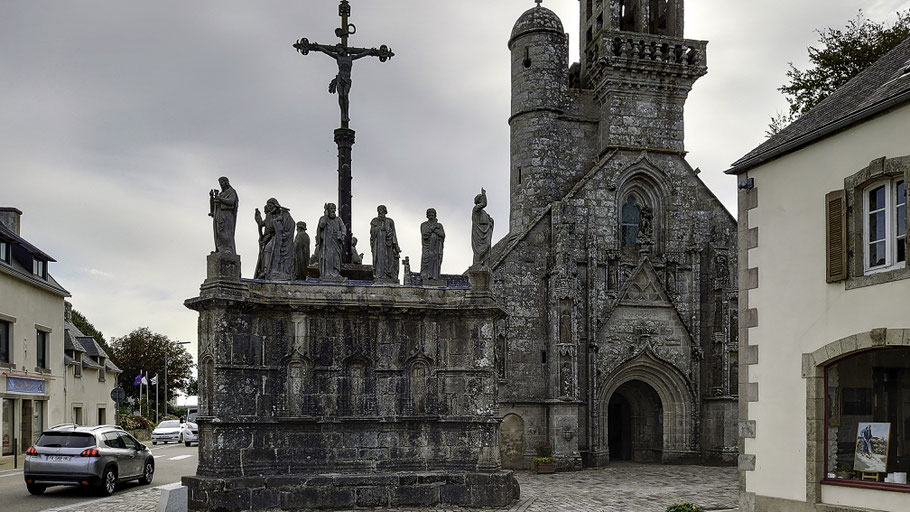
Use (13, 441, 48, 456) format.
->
(0, 222, 56, 261)
(727, 36, 910, 175)
(64, 330, 86, 353)
(64, 316, 122, 373)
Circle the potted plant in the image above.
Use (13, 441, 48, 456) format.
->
(834, 462, 853, 479)
(666, 503, 703, 512)
(534, 443, 556, 474)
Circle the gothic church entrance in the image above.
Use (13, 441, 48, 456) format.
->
(608, 380, 663, 462)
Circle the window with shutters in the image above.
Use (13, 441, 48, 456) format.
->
(834, 155, 910, 288)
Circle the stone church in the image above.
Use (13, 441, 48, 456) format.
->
(491, 0, 738, 469)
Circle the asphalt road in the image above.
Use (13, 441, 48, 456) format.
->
(0, 442, 197, 512)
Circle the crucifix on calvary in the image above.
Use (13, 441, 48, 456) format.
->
(293, 0, 394, 265)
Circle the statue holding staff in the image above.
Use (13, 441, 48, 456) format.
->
(471, 188, 494, 269)
(254, 198, 295, 281)
(420, 208, 445, 284)
(209, 176, 238, 255)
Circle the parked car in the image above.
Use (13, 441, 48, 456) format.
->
(24, 424, 154, 496)
(150, 420, 183, 445)
(179, 421, 198, 447)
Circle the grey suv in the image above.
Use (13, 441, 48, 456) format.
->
(24, 424, 154, 496)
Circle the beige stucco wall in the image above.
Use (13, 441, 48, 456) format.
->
(64, 366, 117, 426)
(0, 270, 67, 438)
(745, 103, 910, 510)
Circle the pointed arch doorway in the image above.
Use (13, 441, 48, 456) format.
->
(607, 380, 663, 461)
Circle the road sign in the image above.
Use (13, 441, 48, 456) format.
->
(110, 387, 126, 402)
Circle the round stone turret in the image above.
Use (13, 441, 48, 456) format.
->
(508, 5, 569, 233)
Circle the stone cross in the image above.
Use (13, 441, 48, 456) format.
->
(293, 0, 394, 263)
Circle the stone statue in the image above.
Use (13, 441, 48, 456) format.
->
(315, 203, 347, 281)
(370, 205, 401, 282)
(324, 45, 378, 126)
(209, 176, 238, 255)
(420, 208, 446, 284)
(638, 205, 654, 245)
(254, 198, 295, 281)
(471, 188, 494, 268)
(294, 221, 310, 281)
(350, 236, 364, 265)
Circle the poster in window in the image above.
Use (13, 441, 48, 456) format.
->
(853, 422, 890, 472)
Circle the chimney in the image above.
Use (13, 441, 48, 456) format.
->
(0, 207, 22, 235)
(65, 301, 73, 323)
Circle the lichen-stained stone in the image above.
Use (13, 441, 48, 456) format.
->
(183, 276, 518, 510)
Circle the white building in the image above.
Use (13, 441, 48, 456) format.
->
(0, 207, 120, 468)
(727, 38, 910, 512)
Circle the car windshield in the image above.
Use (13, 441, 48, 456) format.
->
(36, 432, 96, 448)
(157, 420, 180, 428)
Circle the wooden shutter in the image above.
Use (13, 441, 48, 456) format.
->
(826, 190, 847, 283)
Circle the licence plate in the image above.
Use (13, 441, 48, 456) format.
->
(47, 455, 70, 462)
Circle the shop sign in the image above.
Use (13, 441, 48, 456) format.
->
(5, 376, 46, 394)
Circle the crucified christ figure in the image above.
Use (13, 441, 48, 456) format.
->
(317, 44, 376, 126)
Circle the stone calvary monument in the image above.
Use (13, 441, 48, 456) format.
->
(183, 1, 518, 510)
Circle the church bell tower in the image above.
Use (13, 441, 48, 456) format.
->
(580, 0, 706, 154)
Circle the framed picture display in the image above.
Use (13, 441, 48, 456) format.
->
(853, 422, 891, 472)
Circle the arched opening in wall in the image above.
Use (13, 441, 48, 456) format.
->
(824, 347, 910, 482)
(620, 195, 642, 247)
(616, 170, 666, 251)
(618, 0, 638, 32)
(649, 0, 670, 35)
(500, 414, 526, 469)
(607, 380, 663, 461)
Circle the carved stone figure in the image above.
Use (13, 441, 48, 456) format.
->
(315, 203, 347, 281)
(350, 236, 364, 265)
(471, 188, 494, 268)
(420, 208, 446, 284)
(561, 361, 573, 398)
(638, 204, 654, 245)
(209, 177, 238, 255)
(294, 221, 310, 281)
(254, 198, 295, 281)
(370, 205, 400, 282)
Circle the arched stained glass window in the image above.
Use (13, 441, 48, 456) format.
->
(621, 196, 641, 247)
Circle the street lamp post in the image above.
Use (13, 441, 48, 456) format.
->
(165, 341, 190, 419)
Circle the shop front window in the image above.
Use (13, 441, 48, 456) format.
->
(826, 347, 910, 487)
(2, 399, 13, 456)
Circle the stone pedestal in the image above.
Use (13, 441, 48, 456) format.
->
(206, 252, 241, 281)
(183, 279, 519, 511)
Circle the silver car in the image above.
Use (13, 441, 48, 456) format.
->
(24, 424, 154, 496)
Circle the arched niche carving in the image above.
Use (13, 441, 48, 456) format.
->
(342, 356, 373, 416)
(200, 355, 215, 417)
(283, 352, 311, 416)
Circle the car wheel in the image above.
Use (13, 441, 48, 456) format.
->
(138, 459, 154, 485)
(152, 441, 157, 445)
(185, 440, 192, 447)
(26, 483, 46, 495)
(98, 466, 117, 496)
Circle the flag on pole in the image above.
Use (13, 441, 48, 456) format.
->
(133, 373, 143, 386)
(150, 375, 158, 386)
(141, 374, 148, 386)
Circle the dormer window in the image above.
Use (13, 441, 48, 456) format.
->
(32, 258, 45, 279)
(74, 352, 82, 377)
(0, 241, 8, 264)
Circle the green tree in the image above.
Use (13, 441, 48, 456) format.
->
(110, 328, 194, 409)
(186, 377, 198, 396)
(768, 9, 910, 136)
(71, 308, 116, 364)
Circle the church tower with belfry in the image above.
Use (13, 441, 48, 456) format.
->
(492, 0, 739, 469)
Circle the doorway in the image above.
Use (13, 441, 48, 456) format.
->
(607, 380, 664, 462)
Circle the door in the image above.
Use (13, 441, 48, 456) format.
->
(2, 399, 13, 456)
(20, 400, 32, 453)
(102, 431, 130, 477)
(118, 433, 142, 477)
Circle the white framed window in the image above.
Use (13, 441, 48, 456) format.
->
(74, 352, 82, 377)
(32, 258, 45, 278)
(0, 241, 8, 264)
(863, 179, 907, 273)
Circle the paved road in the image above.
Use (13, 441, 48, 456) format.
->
(6, 461, 738, 512)
(0, 442, 197, 512)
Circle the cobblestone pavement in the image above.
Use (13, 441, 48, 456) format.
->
(40, 463, 738, 512)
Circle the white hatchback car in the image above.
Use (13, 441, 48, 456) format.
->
(150, 420, 182, 445)
(179, 422, 198, 447)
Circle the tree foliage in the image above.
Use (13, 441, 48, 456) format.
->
(71, 308, 116, 363)
(109, 327, 194, 404)
(768, 9, 910, 136)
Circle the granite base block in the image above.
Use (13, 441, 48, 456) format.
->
(184, 471, 519, 511)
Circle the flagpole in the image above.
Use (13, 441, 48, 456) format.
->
(155, 374, 159, 423)
(140, 369, 143, 418)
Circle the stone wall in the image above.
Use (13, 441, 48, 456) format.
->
(183, 267, 518, 510)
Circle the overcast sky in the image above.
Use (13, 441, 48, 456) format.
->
(2, 0, 909, 360)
